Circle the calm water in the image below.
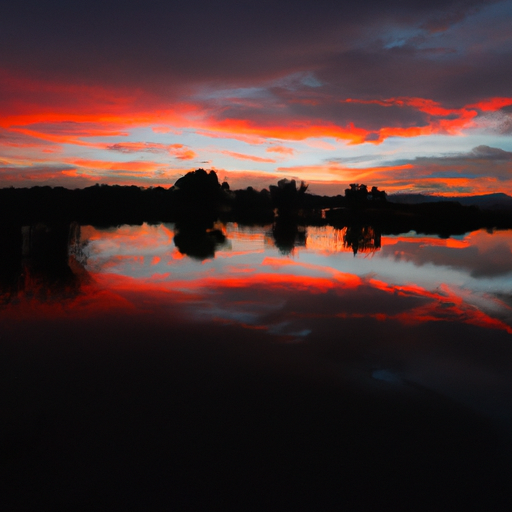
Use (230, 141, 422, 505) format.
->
(82, 223, 512, 418)
(2, 222, 512, 509)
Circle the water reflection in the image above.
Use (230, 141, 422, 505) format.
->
(270, 217, 306, 255)
(0, 222, 90, 304)
(381, 230, 512, 278)
(2, 220, 511, 335)
(342, 224, 381, 255)
(2, 221, 512, 298)
(2, 220, 512, 510)
(3, 220, 510, 334)
(173, 218, 227, 260)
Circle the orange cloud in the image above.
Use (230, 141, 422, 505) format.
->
(0, 69, 197, 144)
(342, 97, 483, 141)
(276, 163, 414, 183)
(220, 150, 276, 163)
(344, 97, 468, 117)
(67, 158, 164, 174)
(209, 119, 370, 144)
(266, 145, 296, 156)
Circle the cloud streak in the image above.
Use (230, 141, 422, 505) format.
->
(107, 142, 196, 160)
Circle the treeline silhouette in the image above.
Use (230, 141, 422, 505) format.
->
(2, 169, 512, 237)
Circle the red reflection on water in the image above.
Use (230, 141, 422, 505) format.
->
(2, 224, 512, 338)
(385, 236, 470, 249)
(3, 266, 511, 336)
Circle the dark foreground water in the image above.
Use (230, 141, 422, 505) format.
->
(2, 223, 512, 510)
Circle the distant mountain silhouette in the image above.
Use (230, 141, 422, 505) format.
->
(389, 193, 512, 210)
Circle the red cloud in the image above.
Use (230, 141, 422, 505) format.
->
(220, 150, 276, 163)
(209, 119, 371, 144)
(3, 68, 512, 149)
(468, 98, 512, 111)
(67, 158, 164, 173)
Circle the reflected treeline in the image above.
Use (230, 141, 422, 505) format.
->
(268, 179, 308, 254)
(174, 218, 227, 260)
(271, 218, 307, 255)
(324, 200, 500, 239)
(0, 218, 385, 301)
(342, 225, 381, 255)
(269, 221, 381, 256)
(0, 222, 90, 304)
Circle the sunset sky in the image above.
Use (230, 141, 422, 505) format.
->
(1, 0, 512, 195)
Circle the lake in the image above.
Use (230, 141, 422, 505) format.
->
(2, 222, 512, 510)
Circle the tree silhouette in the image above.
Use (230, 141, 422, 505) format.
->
(171, 169, 232, 223)
(271, 218, 306, 255)
(345, 184, 368, 203)
(344, 184, 387, 203)
(269, 179, 308, 216)
(173, 169, 223, 204)
(370, 186, 387, 201)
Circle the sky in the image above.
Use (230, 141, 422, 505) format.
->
(1, 0, 512, 195)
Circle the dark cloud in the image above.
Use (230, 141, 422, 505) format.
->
(328, 153, 387, 164)
(106, 142, 195, 160)
(392, 145, 512, 169)
(276, 88, 430, 129)
(477, 109, 512, 135)
(420, 1, 483, 32)
(470, 146, 512, 160)
(204, 89, 430, 131)
(0, 164, 92, 187)
(0, 129, 55, 147)
(0, 0, 502, 102)
(317, 45, 512, 107)
(1, 0, 510, 156)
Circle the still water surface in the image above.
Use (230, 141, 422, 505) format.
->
(6, 222, 512, 420)
(77, 223, 512, 419)
(2, 222, 512, 509)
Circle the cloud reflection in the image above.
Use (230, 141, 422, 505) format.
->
(3, 221, 512, 429)
(2, 222, 512, 340)
(381, 230, 512, 277)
